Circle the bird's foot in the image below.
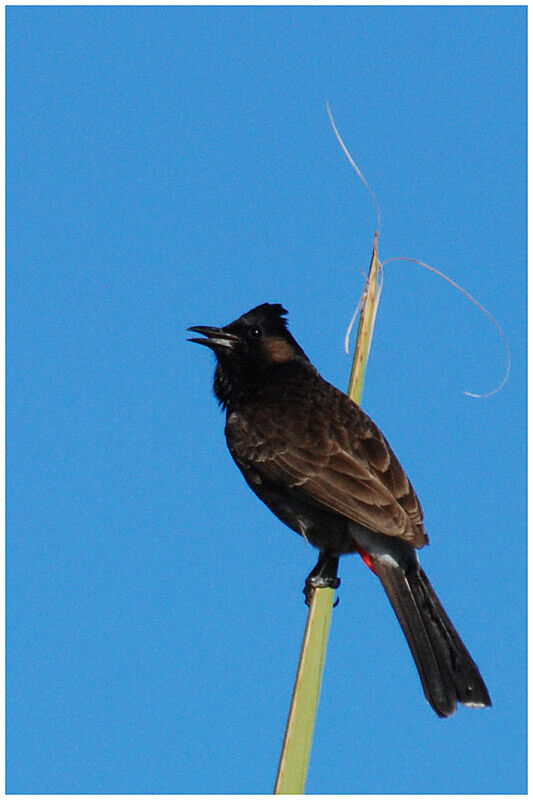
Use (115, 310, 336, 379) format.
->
(303, 575, 341, 607)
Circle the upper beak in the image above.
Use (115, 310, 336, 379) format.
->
(187, 325, 239, 351)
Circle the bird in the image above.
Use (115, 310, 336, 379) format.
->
(188, 302, 491, 718)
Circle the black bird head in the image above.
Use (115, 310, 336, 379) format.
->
(188, 303, 310, 408)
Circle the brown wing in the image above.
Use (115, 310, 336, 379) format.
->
(227, 383, 427, 548)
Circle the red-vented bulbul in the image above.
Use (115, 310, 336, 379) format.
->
(188, 302, 491, 717)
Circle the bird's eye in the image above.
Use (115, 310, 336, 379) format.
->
(250, 326, 262, 339)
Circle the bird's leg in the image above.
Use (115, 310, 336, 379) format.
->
(304, 550, 341, 606)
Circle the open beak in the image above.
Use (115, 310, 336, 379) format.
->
(187, 325, 239, 351)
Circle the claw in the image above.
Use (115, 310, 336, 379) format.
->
(303, 575, 341, 606)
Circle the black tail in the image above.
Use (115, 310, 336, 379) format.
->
(372, 561, 492, 717)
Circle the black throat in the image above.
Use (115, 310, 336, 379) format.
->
(213, 354, 315, 411)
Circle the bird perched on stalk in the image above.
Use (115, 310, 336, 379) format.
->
(188, 302, 491, 718)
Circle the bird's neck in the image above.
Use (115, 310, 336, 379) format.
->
(214, 357, 316, 411)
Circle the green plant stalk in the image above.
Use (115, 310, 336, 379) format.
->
(348, 232, 383, 405)
(274, 235, 383, 794)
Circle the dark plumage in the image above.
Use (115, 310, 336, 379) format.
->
(188, 302, 491, 717)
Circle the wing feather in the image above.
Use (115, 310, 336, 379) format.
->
(226, 382, 427, 547)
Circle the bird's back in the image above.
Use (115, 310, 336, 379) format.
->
(225, 362, 427, 548)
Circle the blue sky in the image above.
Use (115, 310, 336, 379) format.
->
(7, 5, 526, 794)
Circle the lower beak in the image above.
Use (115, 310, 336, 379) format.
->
(187, 325, 238, 351)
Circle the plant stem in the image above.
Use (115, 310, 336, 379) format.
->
(273, 234, 383, 794)
(348, 232, 383, 405)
